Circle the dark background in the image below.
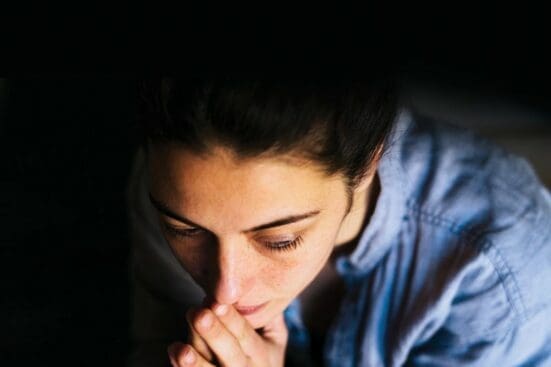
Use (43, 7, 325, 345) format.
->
(1, 7, 551, 366)
(0, 80, 136, 365)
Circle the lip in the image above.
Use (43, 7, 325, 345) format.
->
(235, 302, 268, 316)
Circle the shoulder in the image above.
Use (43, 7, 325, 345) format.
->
(395, 110, 548, 221)
(392, 110, 551, 329)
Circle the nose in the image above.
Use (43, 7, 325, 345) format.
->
(209, 238, 252, 305)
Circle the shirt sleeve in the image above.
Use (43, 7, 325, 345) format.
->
(402, 140, 551, 366)
(406, 308, 551, 366)
(404, 247, 551, 367)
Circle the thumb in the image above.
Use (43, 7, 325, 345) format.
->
(258, 313, 288, 346)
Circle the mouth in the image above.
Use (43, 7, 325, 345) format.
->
(235, 302, 268, 316)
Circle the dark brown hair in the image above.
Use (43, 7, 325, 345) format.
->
(136, 76, 398, 189)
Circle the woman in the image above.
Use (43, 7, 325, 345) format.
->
(126, 78, 551, 366)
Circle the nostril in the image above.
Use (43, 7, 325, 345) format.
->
(213, 278, 242, 305)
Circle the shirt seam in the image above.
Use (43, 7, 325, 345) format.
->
(405, 200, 528, 326)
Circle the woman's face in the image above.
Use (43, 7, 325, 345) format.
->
(147, 143, 353, 329)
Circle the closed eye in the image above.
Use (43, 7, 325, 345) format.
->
(163, 223, 305, 253)
(263, 236, 303, 252)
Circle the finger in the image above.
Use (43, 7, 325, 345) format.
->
(168, 342, 216, 367)
(211, 303, 261, 355)
(186, 308, 215, 362)
(191, 308, 249, 367)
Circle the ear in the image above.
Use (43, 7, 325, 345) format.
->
(354, 170, 377, 193)
(353, 143, 384, 193)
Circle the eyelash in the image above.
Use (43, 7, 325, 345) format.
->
(162, 224, 303, 253)
(264, 236, 303, 252)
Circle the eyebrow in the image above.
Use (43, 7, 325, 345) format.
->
(148, 192, 320, 232)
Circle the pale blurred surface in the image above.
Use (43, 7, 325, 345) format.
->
(402, 79, 551, 188)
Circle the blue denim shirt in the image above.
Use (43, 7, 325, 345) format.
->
(126, 109, 551, 367)
(283, 110, 551, 366)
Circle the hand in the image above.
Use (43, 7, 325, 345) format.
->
(167, 303, 288, 367)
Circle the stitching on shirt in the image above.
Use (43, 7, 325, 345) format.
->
(478, 240, 527, 322)
(405, 201, 528, 326)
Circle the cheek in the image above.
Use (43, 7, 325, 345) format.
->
(260, 258, 300, 290)
(284, 226, 341, 281)
(261, 238, 335, 295)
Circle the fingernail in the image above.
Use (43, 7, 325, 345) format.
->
(213, 303, 228, 316)
(199, 311, 213, 329)
(183, 345, 196, 365)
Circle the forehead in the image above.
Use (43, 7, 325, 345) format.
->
(147, 143, 336, 198)
(146, 143, 345, 230)
(148, 141, 331, 180)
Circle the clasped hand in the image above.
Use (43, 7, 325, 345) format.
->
(168, 302, 288, 367)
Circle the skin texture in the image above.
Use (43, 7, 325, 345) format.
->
(147, 143, 377, 366)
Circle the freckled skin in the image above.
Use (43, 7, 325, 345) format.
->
(147, 143, 372, 329)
